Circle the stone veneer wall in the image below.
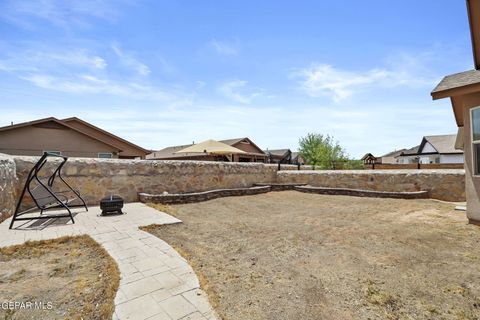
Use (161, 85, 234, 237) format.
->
(0, 154, 466, 223)
(11, 156, 278, 211)
(277, 170, 465, 202)
(0, 154, 18, 222)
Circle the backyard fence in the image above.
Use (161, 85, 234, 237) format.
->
(364, 163, 464, 170)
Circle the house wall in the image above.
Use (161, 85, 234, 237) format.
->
(0, 125, 120, 158)
(463, 99, 480, 223)
(439, 154, 464, 164)
(396, 155, 417, 164)
(422, 142, 437, 153)
(232, 141, 263, 154)
(381, 156, 397, 164)
(63, 120, 147, 159)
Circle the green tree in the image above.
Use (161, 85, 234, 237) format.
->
(298, 133, 354, 169)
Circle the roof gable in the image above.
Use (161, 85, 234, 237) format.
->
(221, 137, 266, 155)
(419, 134, 462, 154)
(61, 117, 149, 155)
(0, 117, 123, 151)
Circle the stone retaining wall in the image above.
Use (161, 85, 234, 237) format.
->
(0, 154, 466, 223)
(11, 156, 278, 212)
(139, 186, 271, 204)
(0, 154, 18, 222)
(277, 170, 465, 202)
(294, 185, 429, 199)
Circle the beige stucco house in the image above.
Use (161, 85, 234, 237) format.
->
(0, 117, 149, 159)
(432, 0, 480, 224)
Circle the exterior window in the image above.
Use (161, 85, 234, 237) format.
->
(471, 107, 480, 174)
(98, 152, 113, 159)
(44, 151, 62, 156)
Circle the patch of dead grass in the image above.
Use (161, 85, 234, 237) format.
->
(146, 202, 179, 217)
(0, 235, 119, 320)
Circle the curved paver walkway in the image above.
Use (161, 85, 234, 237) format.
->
(0, 203, 218, 320)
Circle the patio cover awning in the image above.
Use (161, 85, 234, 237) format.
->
(174, 139, 246, 155)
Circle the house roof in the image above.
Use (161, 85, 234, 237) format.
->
(149, 137, 267, 159)
(361, 153, 376, 160)
(431, 69, 480, 99)
(149, 144, 196, 159)
(220, 137, 266, 156)
(401, 145, 420, 156)
(264, 149, 291, 157)
(389, 146, 420, 158)
(62, 117, 149, 155)
(0, 117, 124, 151)
(420, 134, 463, 154)
(381, 149, 407, 158)
(468, 0, 480, 69)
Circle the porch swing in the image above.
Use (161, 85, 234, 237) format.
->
(9, 152, 88, 229)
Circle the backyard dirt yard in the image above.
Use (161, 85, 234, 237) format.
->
(145, 191, 480, 320)
(0, 235, 119, 320)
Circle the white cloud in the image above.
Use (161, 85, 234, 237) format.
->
(208, 39, 239, 56)
(218, 80, 264, 104)
(112, 44, 151, 76)
(0, 50, 106, 72)
(0, 46, 190, 105)
(0, 0, 124, 29)
(293, 53, 439, 102)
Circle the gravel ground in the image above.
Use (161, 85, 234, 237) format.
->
(145, 191, 480, 320)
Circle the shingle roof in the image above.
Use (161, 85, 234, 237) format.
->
(421, 134, 462, 154)
(431, 69, 480, 97)
(401, 145, 420, 156)
(148, 143, 195, 159)
(264, 149, 291, 157)
(219, 138, 245, 145)
(381, 149, 407, 158)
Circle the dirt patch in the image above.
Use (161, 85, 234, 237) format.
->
(0, 235, 119, 320)
(144, 191, 480, 320)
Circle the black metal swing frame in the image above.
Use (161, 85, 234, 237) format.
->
(9, 152, 88, 229)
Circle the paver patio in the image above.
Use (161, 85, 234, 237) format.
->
(0, 203, 217, 320)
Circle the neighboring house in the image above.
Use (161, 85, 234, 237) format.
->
(361, 153, 380, 165)
(395, 135, 463, 164)
(430, 0, 480, 224)
(290, 152, 305, 165)
(0, 117, 149, 159)
(62, 117, 150, 159)
(147, 137, 268, 162)
(395, 146, 420, 164)
(264, 149, 292, 164)
(380, 149, 407, 164)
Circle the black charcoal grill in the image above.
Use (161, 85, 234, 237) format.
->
(100, 195, 124, 215)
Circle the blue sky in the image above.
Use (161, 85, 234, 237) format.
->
(0, 0, 473, 158)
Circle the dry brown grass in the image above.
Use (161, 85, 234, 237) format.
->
(144, 191, 480, 320)
(0, 235, 119, 320)
(146, 203, 179, 217)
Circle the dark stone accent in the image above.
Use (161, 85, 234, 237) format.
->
(139, 186, 271, 204)
(254, 183, 307, 191)
(294, 185, 429, 199)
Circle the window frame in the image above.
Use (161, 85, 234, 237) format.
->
(470, 106, 480, 176)
(98, 152, 113, 159)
